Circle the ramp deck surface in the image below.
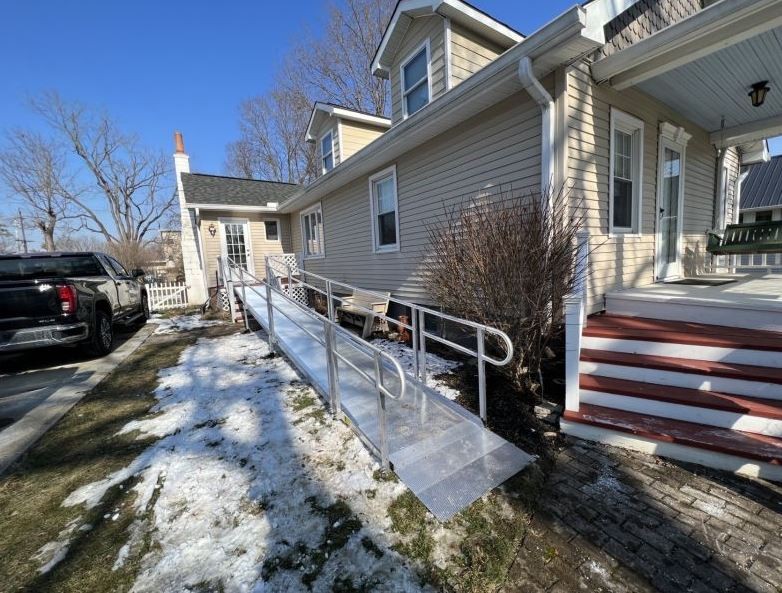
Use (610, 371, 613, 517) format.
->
(239, 286, 534, 520)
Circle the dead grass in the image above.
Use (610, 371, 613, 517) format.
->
(0, 324, 237, 593)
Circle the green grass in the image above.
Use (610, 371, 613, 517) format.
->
(0, 325, 237, 593)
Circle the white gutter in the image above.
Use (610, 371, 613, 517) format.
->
(186, 203, 279, 212)
(518, 56, 554, 205)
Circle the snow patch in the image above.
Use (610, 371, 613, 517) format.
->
(65, 331, 430, 592)
(152, 314, 223, 334)
(32, 518, 82, 574)
(372, 338, 462, 401)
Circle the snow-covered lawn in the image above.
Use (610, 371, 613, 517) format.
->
(57, 331, 433, 592)
(151, 313, 223, 334)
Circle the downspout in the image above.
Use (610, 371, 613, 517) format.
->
(194, 207, 210, 298)
(518, 57, 555, 208)
(713, 148, 726, 230)
(733, 168, 750, 224)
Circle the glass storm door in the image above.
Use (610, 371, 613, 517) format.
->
(220, 219, 253, 273)
(657, 144, 683, 280)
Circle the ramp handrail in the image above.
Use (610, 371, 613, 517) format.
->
(220, 256, 405, 469)
(266, 254, 514, 424)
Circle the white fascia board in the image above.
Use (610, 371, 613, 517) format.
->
(710, 115, 782, 149)
(306, 102, 391, 142)
(372, 0, 524, 78)
(281, 5, 596, 214)
(186, 203, 280, 212)
(592, 0, 782, 89)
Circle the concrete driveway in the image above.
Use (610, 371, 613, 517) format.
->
(0, 325, 154, 473)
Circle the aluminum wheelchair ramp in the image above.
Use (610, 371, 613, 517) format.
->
(232, 274, 534, 521)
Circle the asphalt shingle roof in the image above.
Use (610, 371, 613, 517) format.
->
(741, 155, 782, 210)
(181, 173, 300, 207)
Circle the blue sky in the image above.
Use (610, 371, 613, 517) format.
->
(0, 0, 581, 177)
(1, 0, 780, 221)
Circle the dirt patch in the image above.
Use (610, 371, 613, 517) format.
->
(0, 324, 237, 593)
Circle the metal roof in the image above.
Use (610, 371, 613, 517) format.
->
(181, 173, 300, 208)
(741, 155, 782, 210)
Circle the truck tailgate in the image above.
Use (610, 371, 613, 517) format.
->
(0, 281, 62, 330)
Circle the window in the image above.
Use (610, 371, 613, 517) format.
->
(609, 109, 644, 234)
(321, 131, 334, 174)
(107, 256, 129, 277)
(369, 166, 399, 252)
(755, 210, 773, 223)
(301, 204, 325, 258)
(401, 43, 430, 118)
(264, 220, 279, 241)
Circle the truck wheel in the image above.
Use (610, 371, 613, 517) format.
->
(86, 310, 114, 356)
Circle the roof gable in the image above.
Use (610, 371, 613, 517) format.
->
(305, 102, 391, 143)
(372, 0, 523, 78)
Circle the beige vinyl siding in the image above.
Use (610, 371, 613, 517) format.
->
(449, 22, 504, 87)
(390, 15, 446, 125)
(291, 91, 543, 303)
(567, 61, 736, 312)
(339, 120, 387, 161)
(200, 210, 292, 286)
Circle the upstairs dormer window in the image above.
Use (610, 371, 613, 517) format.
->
(321, 131, 334, 174)
(401, 42, 430, 118)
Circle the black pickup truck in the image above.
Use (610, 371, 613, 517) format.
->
(0, 252, 149, 356)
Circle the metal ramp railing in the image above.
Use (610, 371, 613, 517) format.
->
(220, 255, 534, 521)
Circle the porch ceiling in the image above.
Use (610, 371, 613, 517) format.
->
(591, 0, 782, 148)
(637, 26, 782, 146)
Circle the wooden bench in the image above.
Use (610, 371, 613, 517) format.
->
(336, 291, 390, 339)
(707, 220, 782, 255)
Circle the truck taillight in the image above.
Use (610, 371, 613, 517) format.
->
(56, 285, 78, 314)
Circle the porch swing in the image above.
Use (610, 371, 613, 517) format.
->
(707, 220, 782, 255)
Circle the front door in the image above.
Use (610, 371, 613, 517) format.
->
(219, 218, 254, 277)
(656, 138, 686, 281)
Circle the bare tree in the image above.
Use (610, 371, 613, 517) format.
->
(425, 187, 586, 396)
(0, 221, 14, 254)
(0, 130, 80, 251)
(225, 0, 393, 182)
(225, 85, 317, 182)
(31, 91, 176, 248)
(287, 0, 392, 116)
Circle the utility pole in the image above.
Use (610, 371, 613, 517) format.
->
(16, 209, 28, 253)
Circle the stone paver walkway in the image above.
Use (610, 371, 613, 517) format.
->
(503, 439, 782, 593)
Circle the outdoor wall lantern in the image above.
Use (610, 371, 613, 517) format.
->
(749, 81, 770, 107)
(208, 223, 217, 237)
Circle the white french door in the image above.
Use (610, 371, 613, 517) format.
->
(655, 136, 686, 281)
(219, 218, 254, 275)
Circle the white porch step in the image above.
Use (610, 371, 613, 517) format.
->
(580, 375, 782, 437)
(605, 292, 782, 332)
(580, 350, 782, 400)
(561, 404, 782, 482)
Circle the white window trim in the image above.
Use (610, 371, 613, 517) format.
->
(368, 165, 400, 253)
(320, 130, 335, 174)
(263, 218, 281, 242)
(400, 40, 432, 120)
(609, 107, 644, 236)
(300, 202, 325, 260)
(444, 18, 452, 91)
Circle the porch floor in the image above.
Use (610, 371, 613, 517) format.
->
(607, 274, 782, 311)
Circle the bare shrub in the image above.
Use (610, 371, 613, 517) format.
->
(425, 186, 585, 395)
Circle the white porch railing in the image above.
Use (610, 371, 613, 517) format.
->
(146, 282, 188, 311)
(731, 253, 782, 273)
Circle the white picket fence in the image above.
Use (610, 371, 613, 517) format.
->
(146, 282, 188, 311)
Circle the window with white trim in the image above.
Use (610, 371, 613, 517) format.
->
(264, 220, 279, 241)
(320, 131, 334, 174)
(369, 166, 399, 252)
(609, 109, 644, 234)
(301, 204, 324, 258)
(401, 44, 430, 118)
